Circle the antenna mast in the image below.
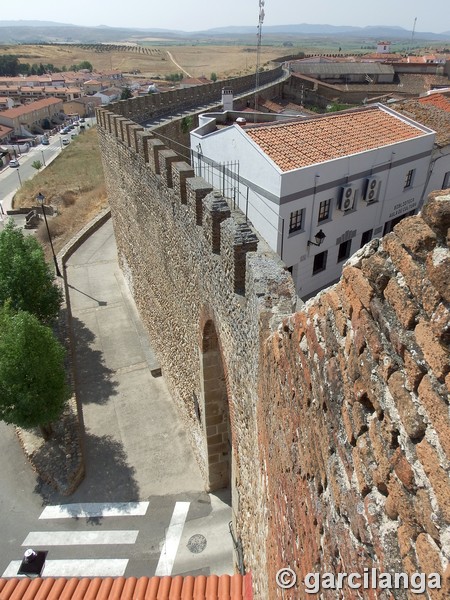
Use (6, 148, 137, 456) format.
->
(411, 16, 417, 50)
(254, 0, 265, 111)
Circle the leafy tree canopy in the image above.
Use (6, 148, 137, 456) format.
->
(121, 86, 133, 100)
(0, 55, 20, 76)
(0, 306, 69, 432)
(0, 220, 62, 324)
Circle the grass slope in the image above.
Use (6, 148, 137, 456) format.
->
(13, 127, 108, 256)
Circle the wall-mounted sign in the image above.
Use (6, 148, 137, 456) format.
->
(388, 197, 417, 220)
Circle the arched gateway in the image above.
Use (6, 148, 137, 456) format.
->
(200, 320, 231, 492)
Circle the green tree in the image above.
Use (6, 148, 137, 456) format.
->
(0, 306, 69, 439)
(121, 86, 133, 100)
(180, 116, 193, 134)
(78, 61, 93, 72)
(0, 55, 20, 76)
(0, 220, 62, 324)
(210, 72, 217, 82)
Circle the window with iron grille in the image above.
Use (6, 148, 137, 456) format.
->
(318, 198, 331, 223)
(289, 209, 305, 233)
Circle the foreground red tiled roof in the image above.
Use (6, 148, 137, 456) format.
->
(0, 574, 253, 599)
(245, 106, 429, 171)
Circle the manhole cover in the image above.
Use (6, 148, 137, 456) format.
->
(187, 534, 207, 554)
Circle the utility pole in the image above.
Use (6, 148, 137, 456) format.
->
(411, 17, 417, 52)
(254, 0, 265, 112)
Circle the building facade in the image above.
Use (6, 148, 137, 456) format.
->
(191, 105, 435, 298)
(0, 97, 63, 136)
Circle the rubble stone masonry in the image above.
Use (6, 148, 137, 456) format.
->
(97, 100, 449, 600)
(259, 191, 450, 599)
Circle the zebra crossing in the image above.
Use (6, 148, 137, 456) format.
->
(1, 501, 189, 579)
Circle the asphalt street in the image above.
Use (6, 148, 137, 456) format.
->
(0, 219, 234, 579)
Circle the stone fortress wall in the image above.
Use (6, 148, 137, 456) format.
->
(96, 71, 450, 598)
(109, 65, 284, 124)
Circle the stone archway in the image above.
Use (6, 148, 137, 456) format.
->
(200, 320, 231, 492)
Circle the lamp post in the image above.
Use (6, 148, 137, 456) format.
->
(36, 192, 62, 277)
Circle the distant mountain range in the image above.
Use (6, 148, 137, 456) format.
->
(0, 20, 448, 44)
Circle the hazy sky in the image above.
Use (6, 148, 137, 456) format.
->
(1, 0, 449, 34)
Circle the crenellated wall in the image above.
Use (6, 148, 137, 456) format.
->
(96, 95, 450, 599)
(96, 105, 296, 598)
(108, 65, 284, 125)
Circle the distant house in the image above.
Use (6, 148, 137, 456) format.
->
(377, 41, 392, 53)
(191, 104, 435, 299)
(392, 93, 450, 199)
(0, 97, 14, 111)
(94, 88, 122, 105)
(63, 96, 102, 117)
(0, 97, 64, 136)
(288, 62, 395, 84)
(0, 123, 13, 143)
(180, 76, 211, 89)
(84, 80, 104, 94)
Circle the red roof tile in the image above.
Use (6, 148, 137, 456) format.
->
(0, 574, 253, 600)
(245, 106, 429, 171)
(0, 98, 62, 119)
(418, 93, 450, 113)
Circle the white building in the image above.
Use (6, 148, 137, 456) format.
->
(190, 105, 435, 299)
(377, 41, 392, 53)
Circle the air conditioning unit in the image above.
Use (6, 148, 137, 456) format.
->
(364, 177, 381, 203)
(339, 185, 356, 211)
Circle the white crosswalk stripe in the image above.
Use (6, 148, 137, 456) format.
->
(155, 501, 190, 576)
(2, 559, 128, 578)
(2, 500, 191, 579)
(22, 530, 139, 546)
(39, 501, 149, 519)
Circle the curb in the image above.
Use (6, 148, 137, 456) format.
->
(15, 208, 111, 495)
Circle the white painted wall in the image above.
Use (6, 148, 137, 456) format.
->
(191, 110, 436, 299)
(191, 124, 283, 250)
(423, 147, 450, 200)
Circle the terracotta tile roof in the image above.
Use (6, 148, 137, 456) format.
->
(0, 98, 62, 119)
(0, 124, 14, 138)
(390, 99, 450, 147)
(0, 574, 252, 599)
(245, 106, 429, 171)
(418, 93, 450, 113)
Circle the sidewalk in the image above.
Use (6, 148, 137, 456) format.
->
(65, 218, 206, 499)
(63, 218, 234, 575)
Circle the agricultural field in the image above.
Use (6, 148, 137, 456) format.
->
(0, 43, 293, 79)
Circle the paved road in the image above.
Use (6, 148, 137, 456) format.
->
(0, 219, 233, 579)
(0, 117, 96, 215)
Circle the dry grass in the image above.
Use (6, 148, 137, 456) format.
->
(2, 43, 289, 79)
(13, 128, 108, 258)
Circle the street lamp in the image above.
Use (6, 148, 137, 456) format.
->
(35, 192, 62, 277)
(307, 229, 326, 247)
